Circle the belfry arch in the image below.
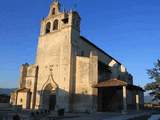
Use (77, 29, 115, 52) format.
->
(53, 19, 58, 30)
(45, 22, 51, 33)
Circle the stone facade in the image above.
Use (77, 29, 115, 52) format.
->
(10, 1, 144, 112)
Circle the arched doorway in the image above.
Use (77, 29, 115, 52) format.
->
(49, 93, 56, 110)
(42, 83, 57, 111)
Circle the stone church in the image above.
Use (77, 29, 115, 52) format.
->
(10, 1, 144, 112)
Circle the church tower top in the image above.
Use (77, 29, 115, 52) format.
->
(48, 0, 61, 16)
(39, 0, 81, 36)
(50, 0, 60, 6)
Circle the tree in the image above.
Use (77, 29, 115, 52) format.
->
(145, 59, 160, 102)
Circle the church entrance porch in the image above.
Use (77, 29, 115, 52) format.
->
(49, 94, 56, 110)
(41, 83, 57, 111)
(98, 87, 122, 112)
(94, 79, 144, 112)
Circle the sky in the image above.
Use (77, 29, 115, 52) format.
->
(0, 0, 160, 88)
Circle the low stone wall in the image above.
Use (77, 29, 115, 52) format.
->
(0, 103, 12, 111)
(0, 103, 11, 108)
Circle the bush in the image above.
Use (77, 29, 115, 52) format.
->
(57, 109, 64, 116)
(13, 114, 20, 120)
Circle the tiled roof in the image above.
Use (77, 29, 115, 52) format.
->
(16, 88, 30, 93)
(93, 79, 127, 88)
(93, 79, 144, 91)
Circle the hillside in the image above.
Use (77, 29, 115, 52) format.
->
(0, 88, 16, 95)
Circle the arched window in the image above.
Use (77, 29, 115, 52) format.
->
(53, 20, 58, 30)
(46, 22, 51, 34)
(52, 8, 56, 15)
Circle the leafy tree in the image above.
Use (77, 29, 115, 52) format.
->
(145, 59, 160, 102)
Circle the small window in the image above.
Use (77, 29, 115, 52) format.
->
(53, 20, 58, 30)
(62, 18, 69, 24)
(46, 22, 51, 34)
(81, 51, 84, 56)
(118, 75, 121, 80)
(20, 98, 23, 103)
(52, 8, 56, 15)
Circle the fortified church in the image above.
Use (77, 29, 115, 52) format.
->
(10, 0, 144, 112)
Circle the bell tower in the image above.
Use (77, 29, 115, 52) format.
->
(39, 0, 81, 36)
(35, 0, 81, 111)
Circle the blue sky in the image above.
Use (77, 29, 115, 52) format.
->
(0, 0, 159, 88)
